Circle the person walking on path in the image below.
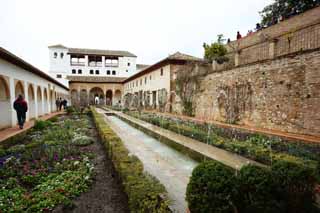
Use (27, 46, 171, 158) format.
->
(55, 98, 61, 111)
(13, 94, 28, 129)
(62, 99, 68, 109)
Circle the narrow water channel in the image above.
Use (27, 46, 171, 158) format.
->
(105, 115, 199, 212)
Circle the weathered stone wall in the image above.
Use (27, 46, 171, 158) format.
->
(196, 49, 320, 136)
(224, 6, 320, 68)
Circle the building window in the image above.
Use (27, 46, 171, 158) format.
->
(140, 79, 142, 85)
(90, 70, 94, 74)
(70, 55, 85, 66)
(105, 58, 119, 67)
(126, 70, 128, 72)
(112, 70, 116, 75)
(160, 68, 163, 76)
(95, 70, 99, 75)
(78, 69, 82, 74)
(60, 53, 64, 59)
(150, 75, 152, 80)
(56, 74, 62, 78)
(128, 62, 130, 66)
(54, 52, 58, 58)
(107, 70, 110, 75)
(145, 77, 147, 84)
(88, 55, 102, 67)
(72, 69, 76, 74)
(136, 80, 138, 86)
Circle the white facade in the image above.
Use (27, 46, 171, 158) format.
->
(49, 45, 137, 87)
(0, 49, 69, 130)
(123, 64, 171, 106)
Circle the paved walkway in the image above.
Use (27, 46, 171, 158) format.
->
(0, 111, 65, 143)
(144, 110, 320, 144)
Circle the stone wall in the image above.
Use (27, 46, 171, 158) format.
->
(225, 6, 320, 68)
(195, 49, 320, 137)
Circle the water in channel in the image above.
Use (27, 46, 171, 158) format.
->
(105, 115, 199, 212)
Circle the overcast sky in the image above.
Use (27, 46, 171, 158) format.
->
(0, 0, 272, 72)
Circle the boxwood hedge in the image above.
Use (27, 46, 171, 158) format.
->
(186, 161, 318, 213)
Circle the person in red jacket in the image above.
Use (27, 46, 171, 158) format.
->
(13, 94, 28, 129)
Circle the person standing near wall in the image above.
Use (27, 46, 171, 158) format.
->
(13, 94, 28, 129)
(55, 98, 61, 111)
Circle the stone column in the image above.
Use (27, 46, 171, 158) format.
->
(269, 40, 276, 59)
(102, 56, 105, 67)
(47, 85, 51, 113)
(85, 55, 89, 66)
(41, 87, 45, 116)
(23, 81, 29, 121)
(9, 77, 16, 127)
(235, 52, 240, 67)
(34, 84, 38, 119)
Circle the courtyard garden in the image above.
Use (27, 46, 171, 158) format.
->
(0, 111, 130, 212)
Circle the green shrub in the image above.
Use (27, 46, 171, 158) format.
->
(316, 160, 320, 182)
(236, 165, 281, 213)
(48, 116, 58, 122)
(186, 161, 236, 213)
(7, 144, 25, 154)
(34, 120, 52, 130)
(271, 161, 317, 212)
(71, 135, 94, 146)
(66, 106, 77, 114)
(0, 147, 6, 157)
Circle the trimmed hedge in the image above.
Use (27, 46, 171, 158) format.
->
(91, 107, 171, 212)
(186, 161, 318, 213)
(186, 161, 236, 213)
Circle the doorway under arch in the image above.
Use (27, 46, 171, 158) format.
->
(28, 84, 35, 119)
(43, 88, 48, 114)
(106, 90, 113, 106)
(15, 81, 24, 98)
(37, 86, 43, 116)
(0, 75, 11, 129)
(114, 90, 121, 106)
(89, 87, 104, 105)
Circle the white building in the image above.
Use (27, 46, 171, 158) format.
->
(0, 47, 69, 130)
(123, 52, 207, 111)
(48, 44, 139, 87)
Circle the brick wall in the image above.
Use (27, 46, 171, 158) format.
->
(195, 49, 320, 137)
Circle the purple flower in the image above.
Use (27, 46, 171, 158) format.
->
(54, 154, 59, 161)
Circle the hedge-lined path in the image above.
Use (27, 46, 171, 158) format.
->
(0, 111, 65, 143)
(54, 115, 129, 213)
(101, 108, 264, 169)
(97, 108, 198, 212)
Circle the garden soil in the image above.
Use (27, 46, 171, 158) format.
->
(54, 118, 129, 213)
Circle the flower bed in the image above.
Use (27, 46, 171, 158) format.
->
(0, 114, 95, 212)
(91, 107, 171, 212)
(123, 111, 319, 170)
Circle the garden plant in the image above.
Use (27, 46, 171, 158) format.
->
(0, 114, 95, 212)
